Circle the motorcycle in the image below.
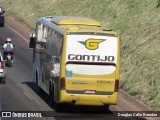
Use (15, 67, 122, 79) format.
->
(5, 52, 13, 67)
(1, 43, 15, 67)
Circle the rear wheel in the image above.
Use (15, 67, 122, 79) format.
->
(101, 105, 109, 111)
(35, 71, 43, 93)
(49, 81, 55, 107)
(49, 80, 68, 112)
(37, 86, 43, 93)
(49, 81, 62, 110)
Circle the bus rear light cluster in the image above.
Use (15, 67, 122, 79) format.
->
(114, 79, 119, 92)
(60, 77, 66, 90)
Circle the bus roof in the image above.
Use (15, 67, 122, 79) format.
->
(50, 16, 101, 27)
(38, 16, 118, 36)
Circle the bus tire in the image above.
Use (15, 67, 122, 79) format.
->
(101, 105, 109, 111)
(37, 86, 43, 93)
(49, 82, 55, 107)
(35, 71, 43, 93)
(49, 82, 63, 111)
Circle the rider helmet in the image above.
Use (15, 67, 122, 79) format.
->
(6, 38, 12, 43)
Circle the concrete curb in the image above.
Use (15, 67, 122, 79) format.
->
(119, 89, 152, 111)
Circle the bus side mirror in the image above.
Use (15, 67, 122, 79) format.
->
(29, 33, 36, 48)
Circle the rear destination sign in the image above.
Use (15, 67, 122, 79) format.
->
(68, 54, 115, 62)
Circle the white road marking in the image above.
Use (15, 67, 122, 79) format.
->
(22, 85, 41, 105)
(23, 92, 33, 100)
(6, 24, 29, 43)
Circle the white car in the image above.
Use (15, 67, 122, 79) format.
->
(0, 52, 6, 83)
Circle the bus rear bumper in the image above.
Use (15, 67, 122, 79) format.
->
(59, 90, 118, 106)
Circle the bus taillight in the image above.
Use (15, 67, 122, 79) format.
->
(114, 79, 119, 92)
(60, 77, 66, 90)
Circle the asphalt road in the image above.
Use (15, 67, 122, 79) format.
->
(0, 19, 149, 120)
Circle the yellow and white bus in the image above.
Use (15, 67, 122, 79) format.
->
(29, 16, 120, 109)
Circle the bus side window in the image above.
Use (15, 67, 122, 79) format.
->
(41, 26, 48, 48)
(37, 22, 43, 41)
(45, 54, 52, 62)
(36, 22, 48, 49)
(51, 56, 60, 77)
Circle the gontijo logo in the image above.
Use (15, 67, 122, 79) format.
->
(78, 39, 105, 50)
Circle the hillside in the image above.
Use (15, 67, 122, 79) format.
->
(0, 0, 160, 110)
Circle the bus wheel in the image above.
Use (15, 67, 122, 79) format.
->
(49, 82, 63, 111)
(49, 82, 55, 108)
(35, 71, 43, 93)
(101, 105, 109, 111)
(37, 86, 43, 93)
